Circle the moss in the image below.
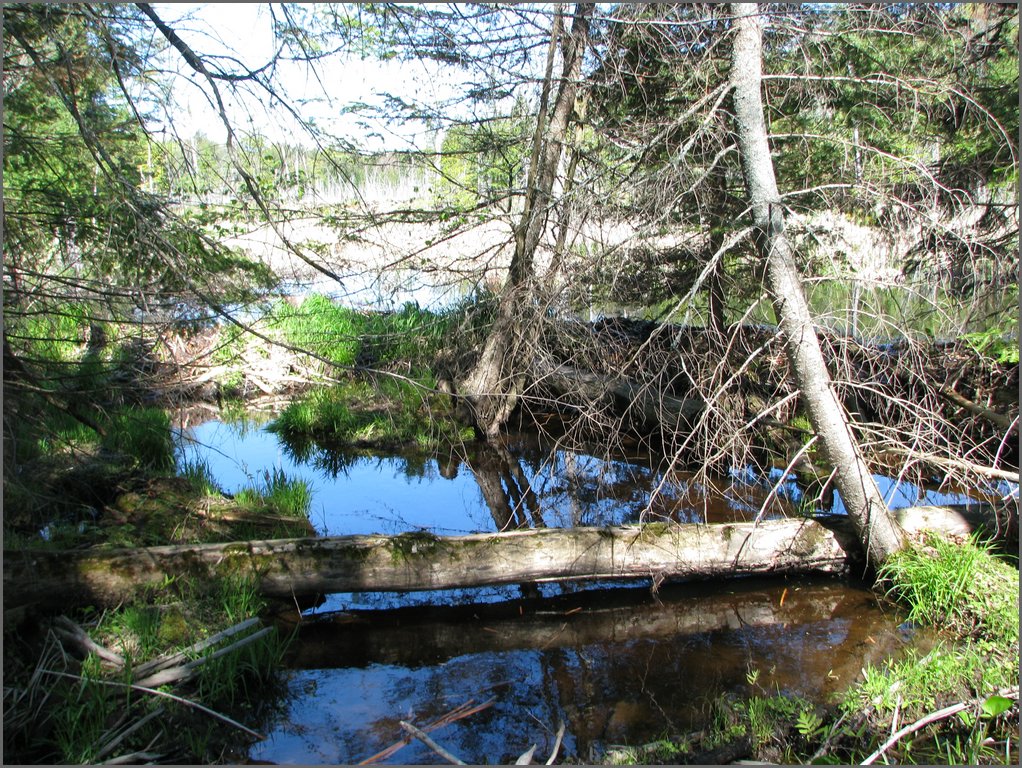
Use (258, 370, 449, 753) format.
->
(389, 530, 446, 563)
(790, 521, 826, 556)
(639, 521, 671, 537)
(156, 607, 191, 647)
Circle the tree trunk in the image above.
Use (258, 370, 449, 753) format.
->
(4, 519, 855, 610)
(458, 4, 593, 438)
(728, 3, 906, 569)
(6, 504, 1004, 612)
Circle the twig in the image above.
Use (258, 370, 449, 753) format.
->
(101, 750, 162, 764)
(516, 744, 538, 764)
(808, 709, 849, 763)
(937, 386, 1015, 432)
(42, 670, 265, 740)
(358, 698, 494, 764)
(881, 445, 1020, 483)
(52, 616, 125, 668)
(133, 626, 273, 688)
(861, 687, 1019, 765)
(400, 720, 467, 765)
(95, 706, 165, 759)
(546, 721, 565, 765)
(132, 617, 261, 679)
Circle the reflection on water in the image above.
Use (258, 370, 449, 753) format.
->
(175, 418, 976, 542)
(172, 419, 951, 763)
(250, 578, 929, 765)
(175, 415, 979, 617)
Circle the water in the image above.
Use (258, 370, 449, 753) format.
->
(249, 578, 928, 764)
(175, 417, 979, 543)
(173, 417, 955, 763)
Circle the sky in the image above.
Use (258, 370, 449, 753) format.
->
(149, 3, 467, 151)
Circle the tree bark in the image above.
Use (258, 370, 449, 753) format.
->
(728, 3, 906, 569)
(5, 504, 1003, 611)
(458, 4, 593, 438)
(4, 519, 854, 610)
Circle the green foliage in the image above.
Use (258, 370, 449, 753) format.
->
(879, 533, 1019, 645)
(235, 468, 312, 519)
(269, 375, 472, 459)
(962, 325, 1020, 365)
(102, 407, 176, 472)
(269, 294, 362, 366)
(180, 458, 223, 496)
(438, 106, 532, 210)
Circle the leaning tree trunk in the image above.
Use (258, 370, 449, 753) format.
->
(458, 3, 593, 438)
(728, 3, 906, 569)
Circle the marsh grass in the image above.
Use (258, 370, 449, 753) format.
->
(270, 294, 361, 366)
(180, 457, 223, 496)
(878, 533, 1019, 646)
(269, 376, 474, 451)
(235, 468, 312, 519)
(101, 407, 176, 471)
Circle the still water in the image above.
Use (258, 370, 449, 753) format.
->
(174, 417, 958, 764)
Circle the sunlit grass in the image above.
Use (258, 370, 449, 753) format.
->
(235, 468, 312, 519)
(879, 533, 1019, 645)
(268, 376, 474, 451)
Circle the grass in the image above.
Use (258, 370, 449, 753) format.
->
(101, 407, 176, 471)
(828, 534, 1019, 764)
(268, 375, 475, 452)
(234, 468, 312, 519)
(4, 572, 289, 764)
(263, 292, 489, 375)
(878, 532, 1018, 647)
(269, 293, 362, 366)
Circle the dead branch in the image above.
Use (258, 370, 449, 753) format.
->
(399, 720, 467, 765)
(861, 686, 1019, 765)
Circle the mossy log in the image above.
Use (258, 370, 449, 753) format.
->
(5, 519, 852, 610)
(5, 504, 1010, 611)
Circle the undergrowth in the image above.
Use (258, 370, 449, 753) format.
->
(268, 375, 474, 452)
(3, 575, 289, 764)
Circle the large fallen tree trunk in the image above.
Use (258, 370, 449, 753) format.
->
(5, 505, 1011, 611)
(6, 519, 856, 611)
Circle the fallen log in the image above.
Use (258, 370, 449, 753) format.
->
(5, 518, 854, 611)
(537, 363, 704, 428)
(4, 504, 1010, 611)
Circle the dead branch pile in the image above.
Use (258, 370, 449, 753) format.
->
(521, 316, 1018, 482)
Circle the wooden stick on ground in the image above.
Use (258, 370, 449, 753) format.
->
(51, 616, 125, 668)
(42, 670, 265, 740)
(861, 686, 1019, 765)
(133, 626, 273, 689)
(133, 617, 261, 679)
(400, 720, 467, 765)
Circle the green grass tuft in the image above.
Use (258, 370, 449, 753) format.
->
(235, 468, 312, 519)
(879, 533, 1019, 645)
(101, 407, 176, 471)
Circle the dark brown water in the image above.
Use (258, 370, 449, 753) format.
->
(244, 577, 929, 764)
(174, 418, 953, 764)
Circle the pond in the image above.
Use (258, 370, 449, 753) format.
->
(174, 416, 966, 764)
